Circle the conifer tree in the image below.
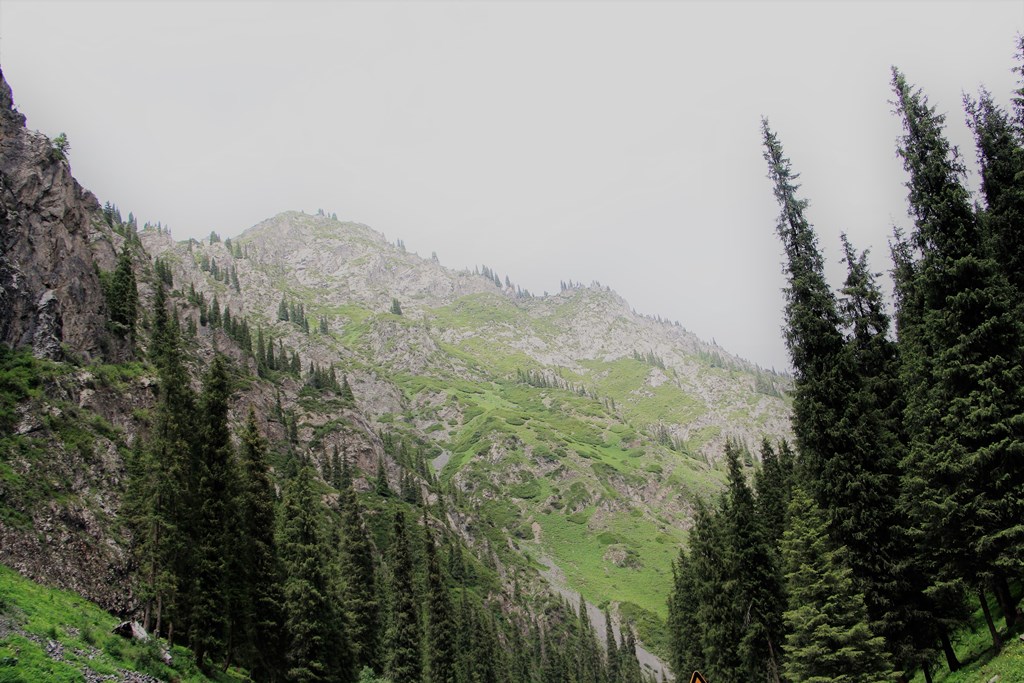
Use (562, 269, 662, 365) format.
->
(667, 550, 702, 680)
(781, 489, 894, 682)
(375, 458, 391, 497)
(689, 500, 743, 681)
(279, 464, 348, 682)
(339, 472, 381, 673)
(892, 68, 1024, 648)
(765, 122, 931, 671)
(967, 86, 1024, 297)
(723, 441, 785, 681)
(424, 533, 457, 683)
(144, 285, 198, 641)
(618, 626, 642, 683)
(761, 120, 847, 489)
(384, 510, 421, 683)
(109, 243, 138, 338)
(604, 609, 621, 683)
(189, 355, 236, 670)
(235, 409, 287, 682)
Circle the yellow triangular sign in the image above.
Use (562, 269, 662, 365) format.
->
(689, 673, 708, 683)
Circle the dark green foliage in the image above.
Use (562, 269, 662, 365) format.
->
(188, 355, 235, 669)
(106, 244, 138, 339)
(689, 499, 743, 681)
(764, 122, 936, 673)
(761, 120, 847, 487)
(723, 442, 785, 680)
(234, 409, 287, 682)
(153, 257, 174, 288)
(618, 625, 642, 683)
(424, 533, 456, 683)
(338, 476, 380, 673)
(279, 464, 349, 682)
(383, 510, 420, 683)
(50, 132, 69, 162)
(667, 549, 701, 680)
(375, 459, 391, 498)
(781, 489, 894, 682)
(389, 299, 402, 316)
(893, 69, 1024, 622)
(967, 88, 1024, 297)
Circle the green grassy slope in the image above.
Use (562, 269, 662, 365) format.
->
(164, 217, 792, 659)
(911, 589, 1024, 683)
(0, 564, 246, 683)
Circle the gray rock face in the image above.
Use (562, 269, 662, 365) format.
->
(0, 68, 121, 361)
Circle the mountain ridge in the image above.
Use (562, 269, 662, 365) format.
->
(0, 62, 791, 680)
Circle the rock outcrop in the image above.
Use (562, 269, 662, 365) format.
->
(0, 68, 121, 361)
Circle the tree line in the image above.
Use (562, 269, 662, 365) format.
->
(668, 42, 1024, 682)
(124, 283, 660, 682)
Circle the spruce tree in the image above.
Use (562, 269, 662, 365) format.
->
(967, 87, 1024, 296)
(667, 550, 702, 680)
(279, 464, 348, 682)
(189, 355, 236, 670)
(339, 473, 381, 673)
(689, 499, 743, 681)
(723, 441, 785, 681)
(761, 120, 847, 490)
(236, 408, 287, 682)
(384, 510, 421, 683)
(892, 68, 1024, 648)
(145, 285, 198, 641)
(781, 488, 894, 683)
(424, 532, 457, 683)
(109, 242, 138, 339)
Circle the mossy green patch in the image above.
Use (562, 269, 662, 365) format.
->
(0, 564, 247, 682)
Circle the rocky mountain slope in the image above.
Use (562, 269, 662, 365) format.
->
(0, 62, 791, 671)
(140, 210, 791, 651)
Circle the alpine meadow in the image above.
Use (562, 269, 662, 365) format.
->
(1, 11, 1023, 683)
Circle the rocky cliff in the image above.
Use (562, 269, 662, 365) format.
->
(0, 69, 124, 362)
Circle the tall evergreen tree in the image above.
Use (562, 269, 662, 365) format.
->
(338, 473, 381, 673)
(108, 242, 139, 338)
(723, 441, 785, 682)
(189, 355, 236, 670)
(279, 465, 348, 682)
(235, 408, 287, 682)
(689, 499, 743, 681)
(384, 510, 421, 683)
(761, 120, 847, 491)
(145, 285, 197, 642)
(967, 88, 1024, 298)
(424, 532, 457, 683)
(892, 68, 1024, 648)
(781, 488, 894, 683)
(667, 550, 702, 680)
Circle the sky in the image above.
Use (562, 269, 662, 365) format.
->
(1, 1, 1021, 371)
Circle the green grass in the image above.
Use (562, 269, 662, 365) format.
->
(0, 564, 247, 682)
(910, 592, 1024, 683)
(579, 358, 706, 427)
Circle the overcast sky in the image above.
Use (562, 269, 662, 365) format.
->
(2, 1, 1021, 370)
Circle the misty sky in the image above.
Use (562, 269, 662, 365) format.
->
(2, 1, 1021, 371)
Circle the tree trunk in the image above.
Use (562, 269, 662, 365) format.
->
(979, 586, 1003, 651)
(155, 595, 163, 639)
(993, 573, 1018, 630)
(940, 628, 960, 672)
(168, 620, 174, 648)
(222, 634, 233, 672)
(923, 662, 933, 683)
(766, 636, 781, 683)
